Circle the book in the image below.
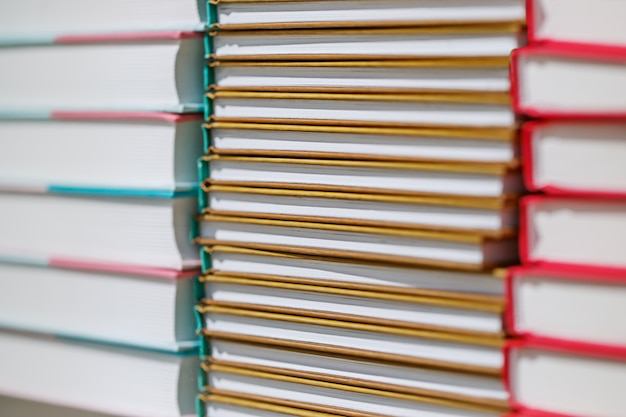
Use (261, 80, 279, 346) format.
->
(528, 0, 626, 47)
(205, 246, 506, 297)
(207, 339, 508, 406)
(203, 156, 523, 198)
(512, 45, 626, 118)
(0, 34, 203, 113)
(0, 192, 198, 270)
(0, 329, 198, 417)
(204, 364, 506, 417)
(210, 91, 516, 128)
(211, 59, 512, 93)
(0, 0, 205, 41)
(0, 113, 201, 194)
(0, 261, 198, 351)
(197, 215, 518, 270)
(211, 0, 526, 29)
(507, 339, 626, 417)
(522, 120, 626, 197)
(507, 264, 626, 349)
(206, 122, 518, 164)
(204, 186, 517, 235)
(203, 394, 349, 417)
(520, 196, 626, 271)
(0, 396, 121, 417)
(201, 305, 504, 374)
(210, 24, 524, 61)
(201, 277, 503, 335)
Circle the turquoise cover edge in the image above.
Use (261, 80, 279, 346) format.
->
(48, 186, 198, 199)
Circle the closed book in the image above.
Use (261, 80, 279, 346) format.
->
(527, 0, 626, 48)
(0, 34, 203, 113)
(201, 304, 504, 375)
(0, 113, 201, 195)
(511, 44, 626, 118)
(210, 91, 516, 129)
(202, 155, 523, 198)
(205, 339, 508, 407)
(204, 186, 518, 235)
(210, 24, 524, 61)
(0, 192, 198, 270)
(0, 260, 198, 351)
(204, 246, 507, 298)
(205, 122, 518, 164)
(0, 0, 205, 42)
(202, 394, 348, 417)
(197, 215, 518, 270)
(520, 196, 626, 271)
(211, 59, 512, 93)
(210, 0, 525, 30)
(521, 120, 626, 197)
(203, 364, 507, 417)
(200, 277, 503, 336)
(507, 264, 626, 349)
(0, 329, 198, 417)
(507, 339, 626, 417)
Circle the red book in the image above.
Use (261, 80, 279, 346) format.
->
(527, 0, 626, 48)
(521, 120, 626, 197)
(511, 44, 626, 119)
(520, 195, 626, 271)
(506, 338, 626, 417)
(506, 264, 626, 349)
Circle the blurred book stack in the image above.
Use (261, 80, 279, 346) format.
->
(196, 1, 526, 416)
(506, 1, 626, 417)
(0, 1, 206, 416)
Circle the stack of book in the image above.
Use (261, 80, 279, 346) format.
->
(196, 1, 526, 416)
(506, 1, 626, 417)
(0, 1, 205, 416)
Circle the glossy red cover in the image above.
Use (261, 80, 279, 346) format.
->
(519, 195, 626, 270)
(511, 44, 626, 118)
(505, 263, 626, 340)
(504, 336, 626, 416)
(521, 121, 626, 197)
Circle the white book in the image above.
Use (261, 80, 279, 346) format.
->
(0, 396, 120, 417)
(210, 125, 518, 164)
(0, 330, 198, 417)
(209, 248, 505, 296)
(214, 0, 525, 28)
(0, 193, 198, 270)
(0, 262, 196, 351)
(529, 0, 626, 47)
(509, 344, 626, 417)
(208, 157, 523, 198)
(200, 217, 517, 269)
(215, 64, 511, 92)
(206, 400, 324, 417)
(0, 0, 205, 39)
(212, 26, 523, 59)
(210, 340, 507, 402)
(0, 117, 201, 194)
(526, 121, 626, 195)
(0, 37, 203, 113)
(207, 369, 501, 417)
(213, 95, 515, 128)
(208, 188, 517, 233)
(205, 311, 503, 371)
(523, 198, 626, 270)
(205, 281, 501, 334)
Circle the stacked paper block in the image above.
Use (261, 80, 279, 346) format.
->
(195, 1, 530, 417)
(505, 1, 626, 417)
(0, 1, 207, 416)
